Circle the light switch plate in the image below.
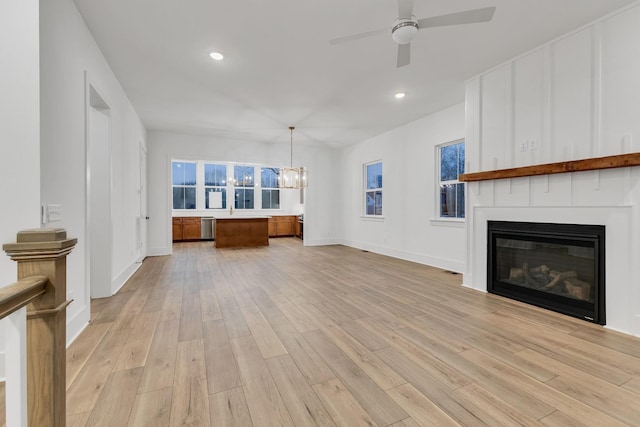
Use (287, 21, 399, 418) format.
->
(47, 204, 62, 222)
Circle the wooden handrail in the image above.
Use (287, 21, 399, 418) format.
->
(0, 275, 48, 319)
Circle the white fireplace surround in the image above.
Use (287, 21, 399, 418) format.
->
(463, 172, 639, 335)
(462, 4, 640, 337)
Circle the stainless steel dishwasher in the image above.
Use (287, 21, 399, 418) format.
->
(201, 217, 214, 240)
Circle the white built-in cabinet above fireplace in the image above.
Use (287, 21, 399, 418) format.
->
(462, 3, 640, 337)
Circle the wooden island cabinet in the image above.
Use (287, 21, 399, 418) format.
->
(172, 217, 201, 241)
(268, 215, 296, 237)
(173, 215, 300, 242)
(214, 216, 269, 248)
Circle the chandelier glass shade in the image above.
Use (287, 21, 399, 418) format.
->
(280, 166, 308, 189)
(280, 126, 308, 189)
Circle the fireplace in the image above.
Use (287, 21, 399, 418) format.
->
(487, 221, 605, 324)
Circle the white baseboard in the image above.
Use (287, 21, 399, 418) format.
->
(111, 261, 142, 295)
(633, 314, 640, 338)
(303, 238, 342, 247)
(67, 305, 90, 347)
(340, 239, 465, 273)
(147, 246, 171, 256)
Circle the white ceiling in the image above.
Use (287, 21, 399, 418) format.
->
(72, 0, 635, 148)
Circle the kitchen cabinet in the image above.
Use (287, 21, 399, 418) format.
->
(172, 217, 201, 241)
(268, 215, 296, 237)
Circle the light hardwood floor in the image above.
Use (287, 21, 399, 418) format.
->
(58, 239, 640, 426)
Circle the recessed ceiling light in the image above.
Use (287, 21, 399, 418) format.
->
(209, 52, 224, 61)
(394, 92, 406, 99)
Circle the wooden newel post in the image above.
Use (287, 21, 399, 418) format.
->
(3, 229, 77, 427)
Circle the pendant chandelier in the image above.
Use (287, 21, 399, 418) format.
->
(280, 126, 308, 189)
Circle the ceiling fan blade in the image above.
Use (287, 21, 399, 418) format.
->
(418, 6, 496, 29)
(398, 0, 414, 19)
(397, 43, 410, 68)
(329, 27, 388, 45)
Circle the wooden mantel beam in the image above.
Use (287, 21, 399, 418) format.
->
(459, 152, 640, 182)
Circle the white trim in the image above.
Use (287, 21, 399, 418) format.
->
(360, 215, 385, 222)
(171, 159, 198, 210)
(340, 239, 465, 273)
(436, 139, 466, 219)
(303, 238, 342, 246)
(430, 218, 465, 227)
(363, 160, 383, 217)
(147, 246, 172, 257)
(67, 307, 90, 347)
(85, 74, 114, 300)
(111, 261, 142, 295)
(632, 314, 640, 337)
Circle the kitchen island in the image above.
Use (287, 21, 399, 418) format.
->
(213, 216, 270, 248)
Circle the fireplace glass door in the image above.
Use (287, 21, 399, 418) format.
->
(488, 221, 605, 324)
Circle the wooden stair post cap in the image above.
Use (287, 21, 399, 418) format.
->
(3, 228, 77, 257)
(16, 228, 67, 243)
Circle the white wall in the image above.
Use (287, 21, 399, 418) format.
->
(465, 3, 640, 336)
(0, 0, 41, 383)
(0, 0, 41, 287)
(40, 0, 147, 342)
(340, 103, 466, 273)
(147, 130, 341, 255)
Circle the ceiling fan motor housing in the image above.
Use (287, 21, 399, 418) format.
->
(391, 19, 418, 44)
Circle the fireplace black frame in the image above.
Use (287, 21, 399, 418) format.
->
(487, 221, 605, 325)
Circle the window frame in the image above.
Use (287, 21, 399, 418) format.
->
(261, 167, 281, 210)
(233, 164, 255, 210)
(171, 160, 197, 210)
(204, 162, 227, 210)
(363, 160, 383, 217)
(436, 139, 465, 221)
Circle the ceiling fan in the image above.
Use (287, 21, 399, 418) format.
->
(329, 0, 496, 68)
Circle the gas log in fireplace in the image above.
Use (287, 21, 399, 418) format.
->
(488, 221, 605, 324)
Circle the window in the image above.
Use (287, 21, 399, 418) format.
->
(364, 161, 382, 216)
(438, 140, 465, 219)
(261, 167, 280, 209)
(234, 165, 254, 209)
(204, 163, 227, 209)
(172, 161, 197, 209)
(171, 160, 284, 212)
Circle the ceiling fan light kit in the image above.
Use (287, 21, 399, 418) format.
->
(391, 19, 419, 44)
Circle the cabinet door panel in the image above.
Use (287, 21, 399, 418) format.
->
(183, 217, 201, 240)
(270, 216, 296, 237)
(268, 218, 277, 237)
(172, 218, 183, 241)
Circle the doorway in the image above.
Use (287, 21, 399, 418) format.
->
(136, 142, 147, 262)
(86, 83, 112, 299)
